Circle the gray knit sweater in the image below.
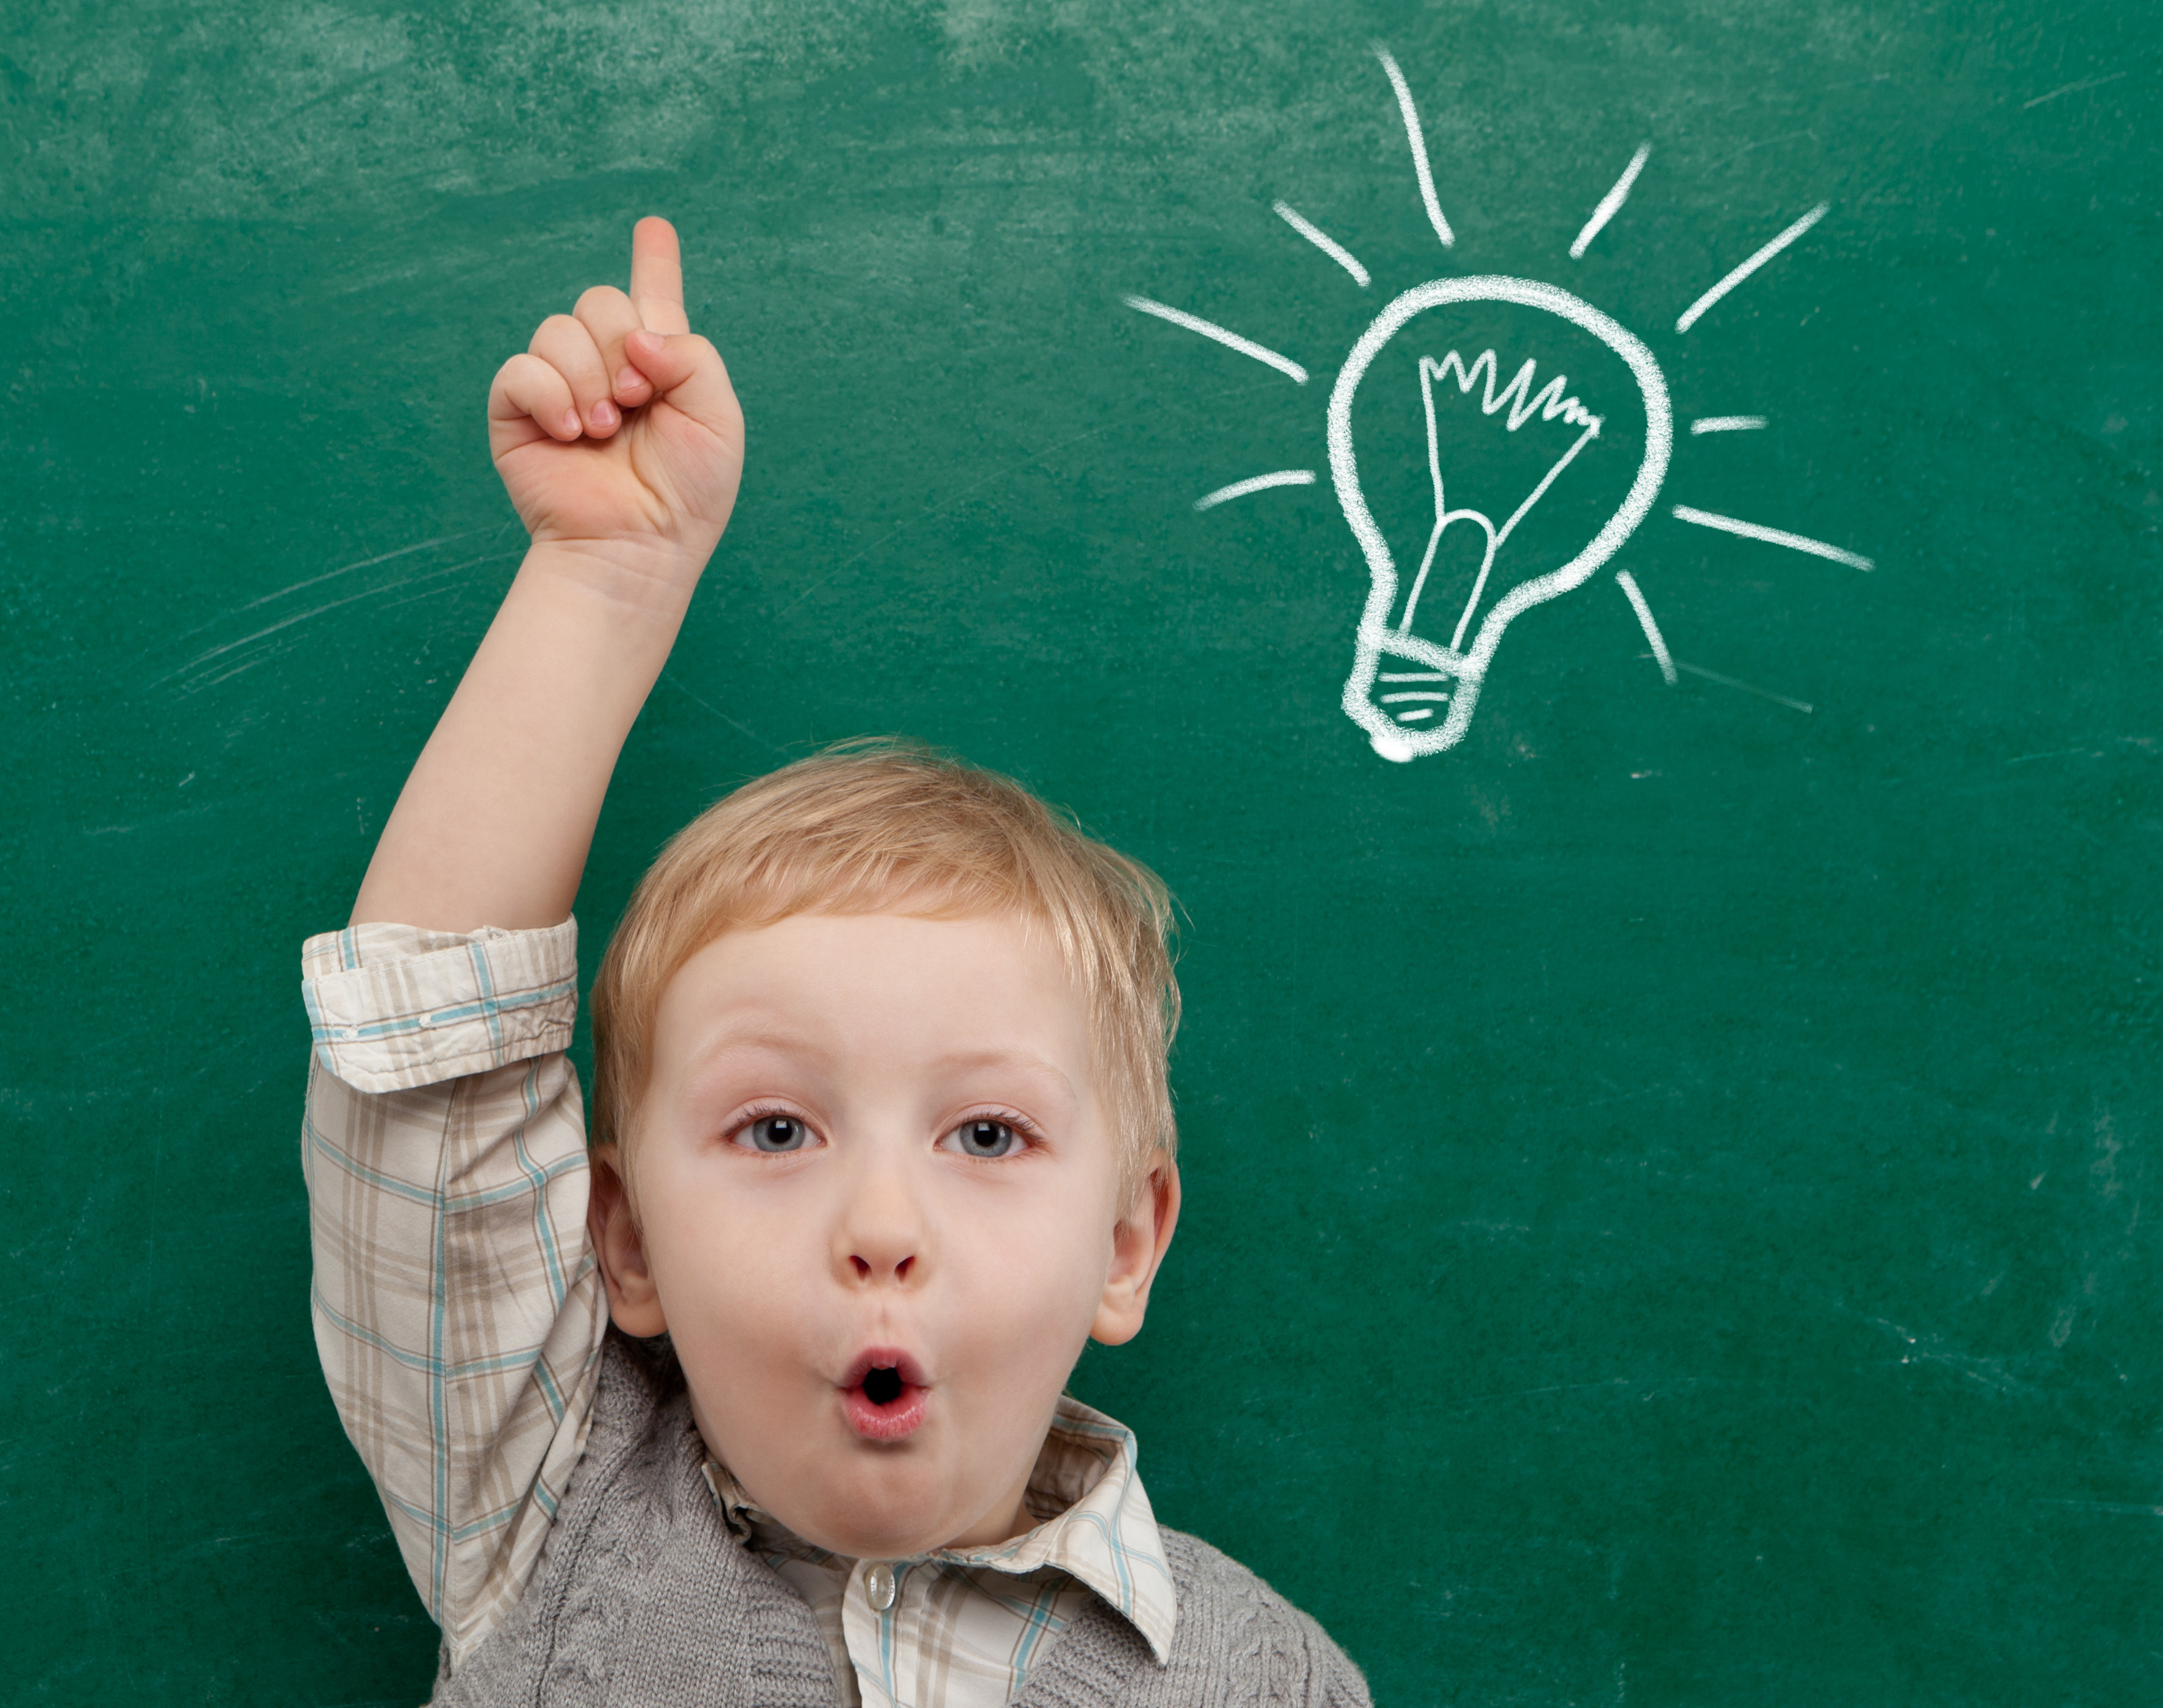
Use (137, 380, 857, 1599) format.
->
(433, 1342, 1370, 1707)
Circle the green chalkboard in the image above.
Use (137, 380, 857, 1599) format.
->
(4, 2, 2159, 1702)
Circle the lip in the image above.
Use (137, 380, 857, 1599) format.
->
(839, 1345, 931, 1443)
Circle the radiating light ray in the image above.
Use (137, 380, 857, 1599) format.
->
(1194, 469, 1317, 511)
(1691, 416, 1767, 435)
(1570, 143, 1650, 259)
(1674, 659, 1813, 714)
(1673, 504, 1873, 569)
(1675, 202, 1828, 332)
(1375, 48, 1455, 248)
(1273, 202, 1370, 287)
(1122, 295, 1310, 384)
(1614, 571, 1677, 683)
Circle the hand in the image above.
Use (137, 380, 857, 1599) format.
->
(488, 216, 745, 603)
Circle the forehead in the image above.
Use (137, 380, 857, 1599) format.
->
(652, 911, 1097, 1084)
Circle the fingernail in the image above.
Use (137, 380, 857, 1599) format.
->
(590, 400, 618, 430)
(615, 366, 647, 394)
(559, 410, 581, 437)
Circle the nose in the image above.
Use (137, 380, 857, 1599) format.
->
(832, 1148, 927, 1288)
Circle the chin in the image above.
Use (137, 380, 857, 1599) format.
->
(789, 1453, 969, 1558)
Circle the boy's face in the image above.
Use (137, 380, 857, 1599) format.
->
(591, 911, 1178, 1560)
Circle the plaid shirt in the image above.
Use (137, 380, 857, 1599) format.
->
(301, 918, 1175, 1697)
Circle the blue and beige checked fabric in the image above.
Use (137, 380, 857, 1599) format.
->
(301, 918, 1175, 1701)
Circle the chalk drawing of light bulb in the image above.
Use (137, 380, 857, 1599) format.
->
(1124, 47, 1875, 763)
(1332, 279, 1669, 761)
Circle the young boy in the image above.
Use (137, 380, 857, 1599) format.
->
(302, 217, 1369, 1707)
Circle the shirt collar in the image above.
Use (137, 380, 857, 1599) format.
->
(703, 1395, 1177, 1663)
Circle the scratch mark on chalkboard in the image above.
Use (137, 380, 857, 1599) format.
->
(2022, 71, 2129, 109)
(173, 529, 493, 642)
(1691, 416, 1767, 435)
(2008, 746, 2103, 765)
(1194, 470, 1316, 510)
(2036, 1498, 2163, 1517)
(1675, 202, 1828, 332)
(2006, 737, 2157, 764)
(1374, 48, 1455, 249)
(1614, 572, 1677, 683)
(1122, 296, 1310, 384)
(1858, 1312, 2033, 1394)
(1706, 129, 1820, 172)
(1672, 661, 1813, 713)
(1672, 504, 1873, 569)
(1851, 1323, 2033, 1392)
(1273, 203, 1369, 287)
(657, 671, 779, 754)
(1569, 143, 1650, 259)
(155, 550, 521, 695)
(272, 58, 413, 127)
(245, 529, 491, 607)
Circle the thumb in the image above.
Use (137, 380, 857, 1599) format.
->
(622, 329, 741, 441)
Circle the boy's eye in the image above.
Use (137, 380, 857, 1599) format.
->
(737, 1115, 811, 1153)
(942, 1119, 1019, 1159)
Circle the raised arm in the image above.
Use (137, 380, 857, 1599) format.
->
(352, 216, 744, 931)
(303, 219, 743, 1665)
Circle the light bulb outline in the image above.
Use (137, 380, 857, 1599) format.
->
(1121, 46, 1873, 761)
(1331, 276, 1673, 762)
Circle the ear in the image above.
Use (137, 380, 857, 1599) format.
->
(587, 1145, 669, 1337)
(1091, 1155, 1181, 1347)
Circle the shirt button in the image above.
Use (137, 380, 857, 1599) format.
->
(865, 1561, 896, 1611)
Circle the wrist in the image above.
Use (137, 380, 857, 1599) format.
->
(516, 532, 718, 629)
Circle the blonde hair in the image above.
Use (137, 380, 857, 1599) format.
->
(591, 740, 1179, 1185)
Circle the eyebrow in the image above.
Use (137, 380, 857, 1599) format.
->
(921, 1047, 1082, 1105)
(678, 1027, 839, 1076)
(675, 1034, 1081, 1108)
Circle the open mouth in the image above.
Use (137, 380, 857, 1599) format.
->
(840, 1348, 930, 1442)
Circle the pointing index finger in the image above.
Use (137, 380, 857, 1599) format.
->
(630, 216, 690, 334)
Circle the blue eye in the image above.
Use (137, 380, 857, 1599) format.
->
(945, 1119, 1017, 1159)
(739, 1115, 810, 1153)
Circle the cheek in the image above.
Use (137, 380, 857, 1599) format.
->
(638, 1170, 815, 1354)
(947, 1195, 1113, 1356)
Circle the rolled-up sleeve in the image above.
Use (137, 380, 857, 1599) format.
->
(301, 919, 608, 1669)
